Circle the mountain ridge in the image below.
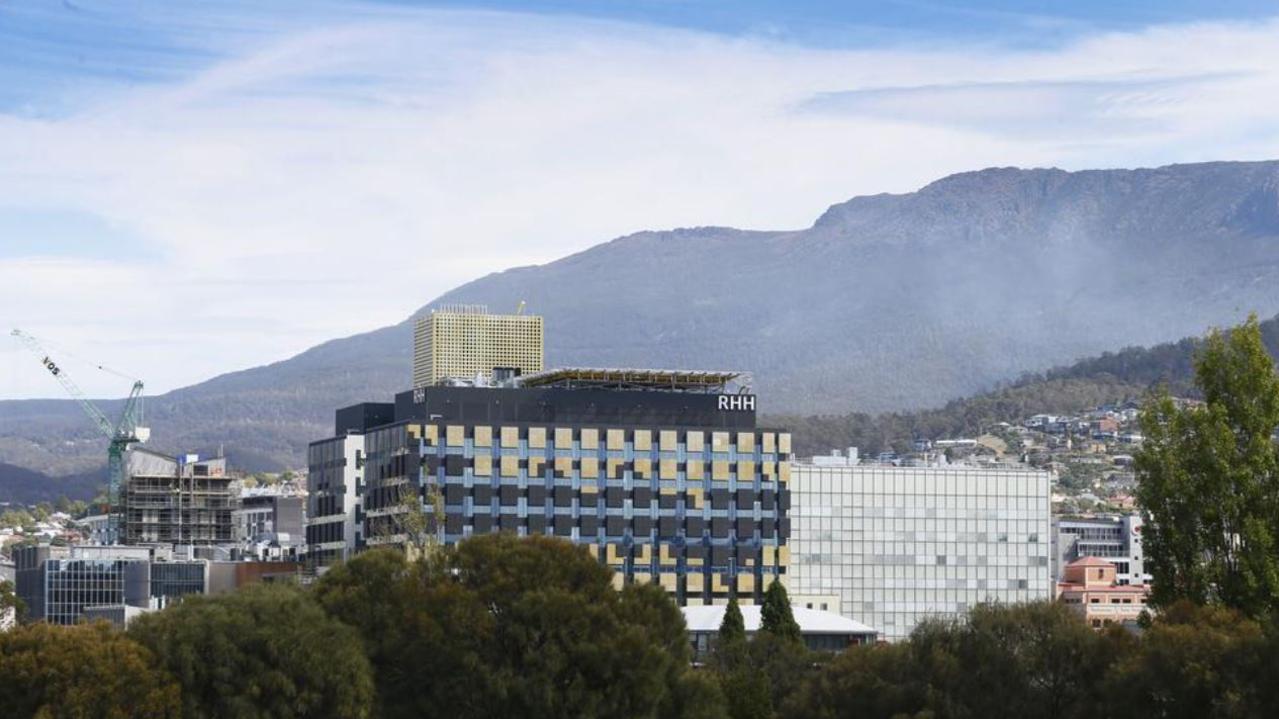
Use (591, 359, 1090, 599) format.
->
(3, 159, 1279, 476)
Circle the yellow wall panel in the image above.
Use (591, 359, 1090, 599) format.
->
(761, 432, 775, 453)
(659, 458, 678, 479)
(446, 425, 465, 446)
(635, 544, 652, 563)
(634, 430, 652, 451)
(500, 456, 519, 478)
(607, 458, 625, 479)
(779, 461, 791, 483)
(580, 457, 599, 478)
(528, 457, 545, 477)
(407, 424, 420, 440)
(606, 544, 623, 563)
(633, 572, 651, 584)
(474, 426, 493, 447)
(555, 456, 573, 477)
(659, 574, 677, 590)
(686, 431, 704, 453)
(580, 428, 599, 449)
(686, 461, 704, 481)
(686, 574, 704, 592)
(501, 426, 519, 447)
(712, 574, 728, 592)
(607, 429, 625, 450)
(659, 430, 678, 451)
(634, 458, 652, 479)
(711, 432, 730, 451)
(738, 460, 755, 479)
(778, 546, 791, 567)
(779, 433, 792, 454)
(763, 546, 775, 565)
(424, 424, 438, 444)
(555, 427, 573, 447)
(712, 460, 730, 481)
(737, 574, 756, 593)
(473, 455, 492, 476)
(737, 432, 755, 452)
(761, 461, 775, 477)
(528, 427, 546, 448)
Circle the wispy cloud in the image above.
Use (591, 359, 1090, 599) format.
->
(2, 3, 1279, 399)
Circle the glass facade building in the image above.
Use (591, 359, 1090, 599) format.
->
(790, 463, 1052, 641)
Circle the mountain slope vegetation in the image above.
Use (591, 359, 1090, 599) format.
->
(4, 160, 1279, 476)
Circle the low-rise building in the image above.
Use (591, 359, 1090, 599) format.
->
(681, 604, 877, 660)
(1052, 514, 1148, 586)
(122, 450, 237, 546)
(1057, 556, 1151, 629)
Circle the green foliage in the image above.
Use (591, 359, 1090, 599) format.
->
(720, 597, 747, 646)
(315, 534, 706, 719)
(787, 602, 1133, 719)
(0, 622, 181, 718)
(1105, 602, 1268, 719)
(129, 582, 374, 719)
(760, 579, 802, 645)
(1, 578, 26, 623)
(1136, 315, 1279, 616)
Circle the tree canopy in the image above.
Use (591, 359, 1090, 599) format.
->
(314, 534, 703, 719)
(1136, 314, 1279, 616)
(0, 622, 181, 719)
(128, 582, 374, 719)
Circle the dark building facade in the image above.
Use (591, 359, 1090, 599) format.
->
(306, 369, 791, 605)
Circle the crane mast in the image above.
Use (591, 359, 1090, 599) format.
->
(10, 329, 147, 544)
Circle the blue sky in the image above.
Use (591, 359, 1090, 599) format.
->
(3, 0, 1279, 399)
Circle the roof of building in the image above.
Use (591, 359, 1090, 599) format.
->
(1067, 556, 1116, 568)
(518, 367, 744, 393)
(681, 604, 877, 636)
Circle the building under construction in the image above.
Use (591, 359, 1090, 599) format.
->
(121, 449, 237, 546)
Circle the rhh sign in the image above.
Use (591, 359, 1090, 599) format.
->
(718, 394, 756, 411)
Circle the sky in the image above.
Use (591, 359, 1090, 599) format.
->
(3, 0, 1279, 400)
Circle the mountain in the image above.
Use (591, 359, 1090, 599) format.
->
(0, 462, 104, 505)
(780, 313, 1279, 459)
(4, 160, 1279, 477)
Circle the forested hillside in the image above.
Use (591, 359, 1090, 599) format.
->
(774, 314, 1279, 459)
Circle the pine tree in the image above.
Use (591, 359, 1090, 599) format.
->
(719, 597, 747, 646)
(760, 579, 802, 644)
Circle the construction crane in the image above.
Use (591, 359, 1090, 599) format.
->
(10, 329, 148, 544)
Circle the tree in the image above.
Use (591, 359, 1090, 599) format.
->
(315, 534, 712, 719)
(0, 622, 180, 718)
(0, 578, 25, 624)
(1106, 601, 1268, 719)
(129, 582, 374, 719)
(1136, 315, 1279, 616)
(719, 596, 746, 646)
(783, 642, 928, 719)
(760, 578, 801, 644)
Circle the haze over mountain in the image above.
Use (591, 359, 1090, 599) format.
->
(4, 160, 1279, 478)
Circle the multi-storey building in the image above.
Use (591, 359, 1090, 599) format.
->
(13, 545, 203, 625)
(413, 305, 544, 388)
(234, 488, 305, 548)
(789, 461, 1053, 641)
(307, 368, 791, 605)
(1052, 514, 1148, 586)
(1057, 556, 1151, 629)
(122, 450, 237, 546)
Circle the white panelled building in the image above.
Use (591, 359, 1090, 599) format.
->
(790, 461, 1053, 641)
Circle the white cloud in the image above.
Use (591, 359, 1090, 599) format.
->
(2, 8, 1279, 399)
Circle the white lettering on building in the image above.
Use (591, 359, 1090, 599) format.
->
(718, 395, 756, 411)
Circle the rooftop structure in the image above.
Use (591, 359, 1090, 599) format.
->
(413, 305, 544, 388)
(519, 367, 747, 394)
